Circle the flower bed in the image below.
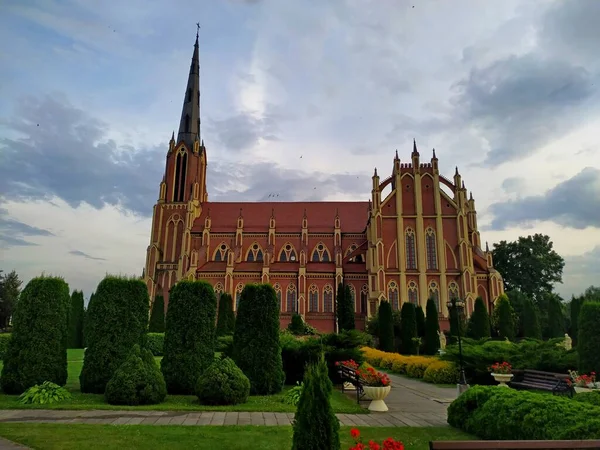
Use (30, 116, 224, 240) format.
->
(348, 428, 404, 450)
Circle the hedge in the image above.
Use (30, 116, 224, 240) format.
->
(79, 276, 149, 394)
(448, 385, 600, 440)
(215, 293, 234, 336)
(1, 276, 70, 394)
(146, 333, 164, 356)
(148, 295, 165, 333)
(68, 290, 85, 348)
(161, 280, 217, 395)
(0, 334, 11, 360)
(233, 284, 284, 395)
(361, 347, 444, 383)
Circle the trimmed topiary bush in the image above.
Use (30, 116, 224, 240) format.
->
(336, 283, 355, 332)
(377, 300, 394, 352)
(215, 293, 235, 336)
(1, 276, 70, 394)
(415, 305, 426, 338)
(161, 280, 217, 395)
(423, 360, 459, 384)
(105, 344, 166, 405)
(68, 290, 85, 348)
(288, 313, 305, 335)
(0, 334, 11, 360)
(233, 283, 284, 395)
(148, 295, 165, 333)
(196, 356, 250, 405)
(146, 333, 164, 356)
(79, 276, 149, 394)
(400, 302, 418, 354)
(467, 297, 491, 339)
(578, 301, 600, 374)
(493, 294, 515, 341)
(291, 354, 340, 450)
(424, 298, 440, 355)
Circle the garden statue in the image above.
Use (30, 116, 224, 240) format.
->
(438, 330, 446, 350)
(564, 333, 572, 351)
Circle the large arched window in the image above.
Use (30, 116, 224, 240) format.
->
(408, 281, 419, 305)
(311, 242, 331, 262)
(388, 281, 399, 311)
(214, 243, 230, 262)
(405, 228, 417, 270)
(246, 242, 264, 262)
(279, 243, 297, 262)
(286, 284, 297, 312)
(323, 285, 334, 313)
(214, 282, 224, 302)
(360, 284, 368, 313)
(426, 228, 438, 270)
(273, 283, 282, 310)
(428, 281, 440, 313)
(309, 285, 319, 312)
(173, 149, 187, 202)
(235, 283, 243, 310)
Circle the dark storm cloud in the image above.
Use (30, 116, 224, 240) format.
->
(501, 177, 526, 194)
(69, 250, 106, 261)
(488, 167, 600, 230)
(0, 95, 368, 218)
(452, 54, 598, 166)
(0, 207, 54, 248)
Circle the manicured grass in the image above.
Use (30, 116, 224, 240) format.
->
(0, 349, 365, 414)
(0, 424, 475, 450)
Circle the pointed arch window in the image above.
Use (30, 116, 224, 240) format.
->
(448, 282, 460, 301)
(286, 284, 297, 313)
(426, 228, 438, 270)
(309, 285, 319, 312)
(428, 281, 440, 313)
(235, 283, 244, 310)
(173, 149, 188, 202)
(214, 243, 229, 262)
(360, 284, 368, 313)
(273, 283, 282, 310)
(405, 228, 417, 270)
(388, 281, 399, 311)
(323, 285, 334, 313)
(408, 281, 419, 306)
(214, 283, 224, 302)
(246, 243, 264, 262)
(311, 242, 331, 262)
(279, 243, 297, 262)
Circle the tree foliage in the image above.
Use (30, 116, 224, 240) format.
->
(377, 301, 395, 352)
(415, 305, 426, 338)
(467, 297, 491, 339)
(196, 356, 250, 405)
(215, 293, 235, 336)
(504, 290, 530, 337)
(0, 270, 22, 329)
(424, 298, 440, 355)
(80, 276, 149, 394)
(336, 283, 355, 331)
(68, 290, 85, 348)
(233, 284, 284, 395)
(492, 234, 564, 303)
(521, 297, 542, 339)
(291, 354, 340, 450)
(1, 276, 70, 394)
(544, 293, 565, 339)
(400, 302, 418, 355)
(148, 295, 165, 333)
(161, 280, 217, 395)
(578, 302, 600, 374)
(492, 294, 516, 341)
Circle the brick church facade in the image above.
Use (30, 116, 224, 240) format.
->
(143, 34, 504, 332)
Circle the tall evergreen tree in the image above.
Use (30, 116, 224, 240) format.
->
(493, 294, 516, 341)
(570, 295, 584, 345)
(466, 297, 491, 339)
(578, 302, 600, 374)
(505, 289, 529, 337)
(415, 305, 426, 338)
(400, 302, 418, 354)
(424, 298, 440, 355)
(215, 293, 235, 336)
(544, 293, 565, 339)
(82, 292, 93, 348)
(0, 270, 22, 329)
(378, 301, 394, 352)
(521, 297, 542, 339)
(336, 283, 354, 331)
(291, 354, 340, 450)
(148, 295, 165, 333)
(68, 290, 85, 348)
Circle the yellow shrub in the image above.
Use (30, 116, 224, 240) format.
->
(423, 360, 459, 384)
(391, 356, 410, 374)
(405, 356, 436, 379)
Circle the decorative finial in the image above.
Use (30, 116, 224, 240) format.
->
(201, 139, 204, 147)
(486, 241, 490, 252)
(171, 130, 175, 141)
(395, 149, 399, 159)
(374, 167, 378, 177)
(336, 208, 339, 217)
(469, 191, 473, 201)
(455, 166, 459, 176)
(196, 22, 200, 39)
(462, 181, 465, 189)
(432, 148, 437, 159)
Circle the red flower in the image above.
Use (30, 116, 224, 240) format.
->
(351, 428, 360, 439)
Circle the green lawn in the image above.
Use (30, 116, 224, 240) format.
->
(0, 349, 365, 414)
(0, 424, 475, 450)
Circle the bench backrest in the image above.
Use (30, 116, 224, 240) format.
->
(430, 440, 600, 449)
(522, 371, 568, 385)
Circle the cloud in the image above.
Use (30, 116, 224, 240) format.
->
(68, 250, 106, 261)
(560, 245, 600, 299)
(488, 167, 600, 230)
(501, 177, 527, 194)
(0, 207, 54, 248)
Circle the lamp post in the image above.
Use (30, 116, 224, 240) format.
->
(447, 297, 469, 395)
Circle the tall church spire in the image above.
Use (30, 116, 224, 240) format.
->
(177, 26, 201, 149)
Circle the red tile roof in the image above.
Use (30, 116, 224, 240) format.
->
(193, 201, 370, 233)
(196, 261, 227, 272)
(305, 262, 336, 272)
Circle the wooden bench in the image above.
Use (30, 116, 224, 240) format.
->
(430, 440, 600, 449)
(338, 364, 365, 404)
(509, 369, 574, 397)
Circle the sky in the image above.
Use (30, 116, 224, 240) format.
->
(1, 0, 599, 302)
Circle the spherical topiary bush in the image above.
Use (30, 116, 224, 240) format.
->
(1, 276, 70, 394)
(105, 344, 167, 406)
(196, 357, 250, 405)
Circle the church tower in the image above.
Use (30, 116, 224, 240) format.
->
(144, 29, 208, 307)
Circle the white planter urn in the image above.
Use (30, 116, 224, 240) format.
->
(363, 385, 391, 412)
(491, 373, 513, 387)
(574, 386, 594, 394)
